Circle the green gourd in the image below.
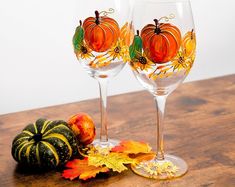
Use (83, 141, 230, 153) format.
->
(12, 119, 78, 169)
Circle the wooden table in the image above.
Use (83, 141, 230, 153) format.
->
(1, 75, 235, 187)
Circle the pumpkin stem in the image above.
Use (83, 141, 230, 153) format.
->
(154, 19, 159, 26)
(95, 10, 100, 24)
(136, 30, 140, 36)
(191, 29, 194, 40)
(79, 20, 82, 26)
(28, 133, 43, 143)
(154, 19, 161, 34)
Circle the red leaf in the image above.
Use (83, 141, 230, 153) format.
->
(62, 158, 109, 181)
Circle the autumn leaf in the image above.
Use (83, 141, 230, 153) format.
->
(62, 158, 109, 181)
(88, 152, 135, 173)
(111, 140, 152, 154)
(130, 153, 156, 164)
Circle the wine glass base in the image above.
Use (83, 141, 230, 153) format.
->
(131, 154, 188, 180)
(92, 139, 120, 149)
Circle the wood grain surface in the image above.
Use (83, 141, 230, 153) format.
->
(0, 75, 235, 187)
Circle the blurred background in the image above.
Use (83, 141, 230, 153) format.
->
(0, 0, 235, 114)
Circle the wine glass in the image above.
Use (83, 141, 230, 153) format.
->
(129, 0, 196, 179)
(72, 0, 134, 148)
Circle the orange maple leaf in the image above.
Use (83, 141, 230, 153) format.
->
(130, 153, 156, 163)
(111, 140, 152, 154)
(62, 157, 109, 181)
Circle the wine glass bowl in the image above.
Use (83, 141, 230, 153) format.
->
(130, 0, 196, 95)
(130, 0, 196, 179)
(73, 0, 133, 148)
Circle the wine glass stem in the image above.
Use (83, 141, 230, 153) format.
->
(154, 95, 167, 160)
(98, 78, 109, 143)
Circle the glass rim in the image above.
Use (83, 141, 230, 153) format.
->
(135, 0, 191, 4)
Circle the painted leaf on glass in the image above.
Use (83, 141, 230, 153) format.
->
(111, 140, 152, 154)
(62, 158, 109, 181)
(73, 20, 84, 52)
(129, 30, 143, 59)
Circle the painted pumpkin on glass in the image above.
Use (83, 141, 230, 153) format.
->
(11, 119, 78, 169)
(141, 19, 181, 64)
(182, 29, 196, 58)
(83, 11, 120, 52)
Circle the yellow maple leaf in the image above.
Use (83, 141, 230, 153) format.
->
(111, 140, 152, 154)
(88, 152, 135, 173)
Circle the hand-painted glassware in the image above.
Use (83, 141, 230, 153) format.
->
(130, 0, 196, 179)
(72, 0, 134, 148)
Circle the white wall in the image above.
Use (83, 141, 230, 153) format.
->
(0, 0, 235, 114)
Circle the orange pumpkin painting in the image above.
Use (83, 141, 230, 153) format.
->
(182, 29, 196, 58)
(141, 19, 181, 64)
(83, 11, 120, 52)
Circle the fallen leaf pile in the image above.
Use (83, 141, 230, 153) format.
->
(62, 140, 155, 181)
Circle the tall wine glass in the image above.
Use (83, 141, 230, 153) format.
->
(130, 0, 196, 179)
(72, 0, 133, 148)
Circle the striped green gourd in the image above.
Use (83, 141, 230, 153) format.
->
(12, 118, 78, 169)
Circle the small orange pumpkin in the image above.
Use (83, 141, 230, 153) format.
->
(182, 29, 196, 58)
(141, 19, 181, 64)
(83, 11, 120, 52)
